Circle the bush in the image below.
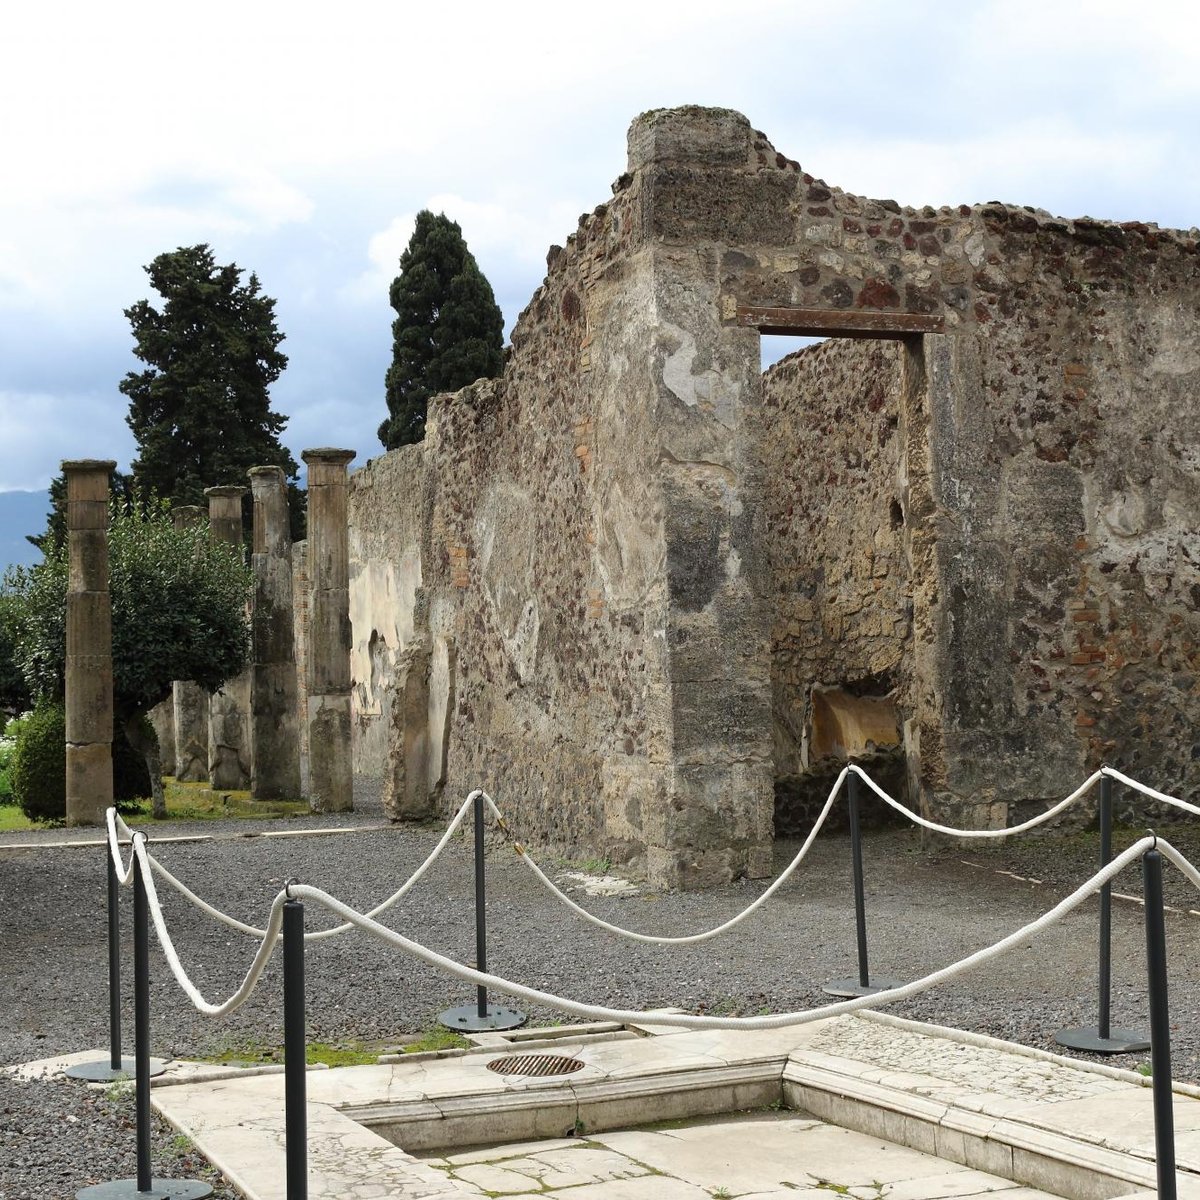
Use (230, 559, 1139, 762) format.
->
(8, 705, 152, 821)
(11, 703, 66, 822)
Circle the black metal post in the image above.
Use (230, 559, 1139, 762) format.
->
(823, 772, 902, 998)
(108, 850, 123, 1071)
(133, 847, 154, 1195)
(849, 775, 870, 988)
(1097, 775, 1113, 1040)
(75, 840, 211, 1199)
(1054, 775, 1148, 1055)
(1143, 847, 1177, 1200)
(283, 897, 308, 1200)
(437, 795, 525, 1032)
(66, 843, 155, 1084)
(474, 791, 489, 1019)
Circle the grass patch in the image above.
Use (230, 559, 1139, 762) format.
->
(199, 1038, 382, 1068)
(0, 777, 311, 833)
(400, 1028, 472, 1055)
(122, 778, 311, 823)
(0, 805, 36, 832)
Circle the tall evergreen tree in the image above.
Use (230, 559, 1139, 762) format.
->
(119, 245, 303, 534)
(379, 211, 505, 449)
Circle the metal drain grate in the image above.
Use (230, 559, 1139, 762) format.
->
(486, 1053, 586, 1078)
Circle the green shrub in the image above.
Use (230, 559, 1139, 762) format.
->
(8, 705, 153, 820)
(11, 702, 66, 822)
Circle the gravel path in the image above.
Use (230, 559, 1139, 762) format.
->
(3, 779, 1199, 1198)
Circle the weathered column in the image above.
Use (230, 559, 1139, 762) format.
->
(248, 466, 301, 800)
(63, 460, 115, 825)
(204, 485, 252, 790)
(171, 505, 209, 782)
(302, 448, 355, 812)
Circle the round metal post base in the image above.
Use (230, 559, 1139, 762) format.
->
(1053, 1025, 1150, 1054)
(76, 1177, 212, 1199)
(438, 1003, 527, 1032)
(64, 1056, 166, 1083)
(822, 976, 905, 999)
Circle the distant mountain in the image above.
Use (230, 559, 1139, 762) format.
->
(0, 490, 50, 573)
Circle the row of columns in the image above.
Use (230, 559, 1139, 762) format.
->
(62, 450, 355, 825)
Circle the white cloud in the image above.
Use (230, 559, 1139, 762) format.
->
(795, 120, 1189, 225)
(339, 191, 581, 308)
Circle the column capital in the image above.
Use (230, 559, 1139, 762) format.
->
(301, 448, 356, 468)
(204, 484, 248, 500)
(62, 459, 118, 475)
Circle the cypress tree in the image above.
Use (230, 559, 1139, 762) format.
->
(379, 211, 505, 449)
(119, 245, 303, 534)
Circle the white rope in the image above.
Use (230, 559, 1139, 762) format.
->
(137, 790, 480, 942)
(850, 766, 1103, 838)
(106, 808, 136, 885)
(480, 771, 850, 945)
(283, 834, 1181, 1030)
(121, 759, 1197, 956)
(853, 764, 1200, 837)
(484, 761, 1198, 946)
(1102, 767, 1200, 817)
(128, 806, 1200, 1029)
(133, 834, 285, 1016)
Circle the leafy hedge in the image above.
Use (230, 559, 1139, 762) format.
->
(10, 703, 154, 823)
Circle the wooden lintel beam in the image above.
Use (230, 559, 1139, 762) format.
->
(734, 305, 944, 339)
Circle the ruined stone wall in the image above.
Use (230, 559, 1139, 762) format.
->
(347, 108, 779, 885)
(347, 447, 428, 777)
(347, 105, 1198, 878)
(761, 339, 910, 820)
(683, 110, 1199, 824)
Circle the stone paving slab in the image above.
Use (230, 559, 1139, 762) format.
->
(418, 1112, 1062, 1199)
(118, 1013, 1200, 1199)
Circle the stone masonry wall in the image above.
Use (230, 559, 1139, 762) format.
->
(347, 106, 1198, 879)
(761, 340, 909, 803)
(660, 108, 1199, 826)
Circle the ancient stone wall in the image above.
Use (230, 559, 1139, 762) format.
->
(347, 447, 428, 778)
(347, 105, 1198, 880)
(693, 109, 1199, 825)
(761, 339, 910, 828)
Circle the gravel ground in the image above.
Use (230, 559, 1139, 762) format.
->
(2, 779, 1199, 1198)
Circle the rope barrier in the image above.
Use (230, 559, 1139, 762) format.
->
(479, 772, 849, 945)
(482, 764, 1198, 946)
(134, 790, 481, 942)
(132, 834, 285, 1017)
(128, 829, 1198, 1028)
(114, 762, 1197, 954)
(851, 764, 1200, 838)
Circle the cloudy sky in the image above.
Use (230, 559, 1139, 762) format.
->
(2, 0, 1197, 515)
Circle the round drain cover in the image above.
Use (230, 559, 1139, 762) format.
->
(486, 1053, 586, 1078)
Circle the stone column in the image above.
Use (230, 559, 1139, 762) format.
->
(248, 466, 301, 800)
(204, 485, 252, 790)
(63, 460, 115, 826)
(302, 448, 355, 812)
(171, 505, 209, 782)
